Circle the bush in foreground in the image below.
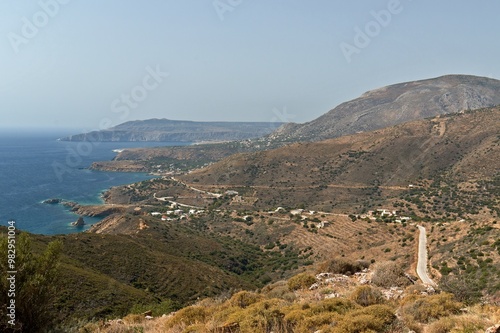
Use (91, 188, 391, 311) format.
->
(349, 285, 384, 307)
(334, 304, 396, 333)
(401, 292, 462, 324)
(371, 261, 411, 288)
(0, 233, 62, 332)
(287, 273, 316, 291)
(317, 258, 368, 276)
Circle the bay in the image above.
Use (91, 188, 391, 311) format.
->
(0, 130, 188, 235)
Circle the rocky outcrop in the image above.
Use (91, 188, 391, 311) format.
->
(88, 214, 142, 234)
(71, 216, 85, 227)
(486, 324, 500, 333)
(72, 204, 127, 217)
(42, 198, 62, 204)
(43, 198, 127, 217)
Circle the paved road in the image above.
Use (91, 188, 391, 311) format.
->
(416, 225, 437, 287)
(176, 182, 409, 191)
(171, 177, 222, 198)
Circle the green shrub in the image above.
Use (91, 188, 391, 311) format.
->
(227, 299, 289, 333)
(401, 293, 462, 324)
(439, 275, 482, 305)
(165, 305, 208, 327)
(427, 314, 486, 333)
(0, 233, 62, 332)
(265, 281, 296, 302)
(334, 305, 396, 333)
(427, 317, 456, 333)
(288, 273, 316, 291)
(281, 300, 355, 333)
(228, 291, 263, 308)
(350, 285, 384, 307)
(297, 312, 342, 333)
(317, 258, 364, 275)
(311, 298, 359, 315)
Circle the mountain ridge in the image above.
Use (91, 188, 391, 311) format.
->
(87, 75, 500, 174)
(269, 74, 500, 142)
(60, 119, 283, 142)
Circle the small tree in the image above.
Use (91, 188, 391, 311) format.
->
(0, 232, 62, 332)
(439, 275, 482, 305)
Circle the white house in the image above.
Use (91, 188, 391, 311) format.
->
(316, 221, 330, 229)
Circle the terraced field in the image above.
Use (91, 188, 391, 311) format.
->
(198, 211, 418, 266)
(279, 215, 417, 264)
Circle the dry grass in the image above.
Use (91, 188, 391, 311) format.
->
(92, 289, 500, 333)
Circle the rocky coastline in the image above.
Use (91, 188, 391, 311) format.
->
(42, 198, 127, 218)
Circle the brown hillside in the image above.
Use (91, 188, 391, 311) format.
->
(179, 108, 500, 212)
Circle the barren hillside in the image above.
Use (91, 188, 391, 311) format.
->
(179, 107, 500, 212)
(270, 75, 500, 142)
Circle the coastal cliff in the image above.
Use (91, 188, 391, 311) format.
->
(60, 119, 283, 142)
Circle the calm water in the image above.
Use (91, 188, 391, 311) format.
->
(0, 130, 187, 234)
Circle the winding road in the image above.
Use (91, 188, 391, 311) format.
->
(416, 225, 437, 287)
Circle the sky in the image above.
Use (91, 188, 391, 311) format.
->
(0, 0, 499, 131)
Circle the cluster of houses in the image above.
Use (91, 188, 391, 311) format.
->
(150, 208, 205, 221)
(359, 209, 411, 223)
(272, 207, 331, 229)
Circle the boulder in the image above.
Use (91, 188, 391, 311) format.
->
(42, 198, 61, 204)
(71, 217, 85, 227)
(486, 324, 500, 333)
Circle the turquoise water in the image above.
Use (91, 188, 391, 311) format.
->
(0, 130, 187, 235)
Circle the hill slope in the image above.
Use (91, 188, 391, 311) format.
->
(0, 218, 307, 324)
(270, 75, 500, 142)
(179, 107, 500, 213)
(88, 75, 500, 173)
(60, 119, 282, 142)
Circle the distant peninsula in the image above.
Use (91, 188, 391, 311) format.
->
(59, 119, 284, 142)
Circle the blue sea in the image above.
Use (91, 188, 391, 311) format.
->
(0, 129, 188, 235)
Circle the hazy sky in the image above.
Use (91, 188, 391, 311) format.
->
(1, 1, 498, 131)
